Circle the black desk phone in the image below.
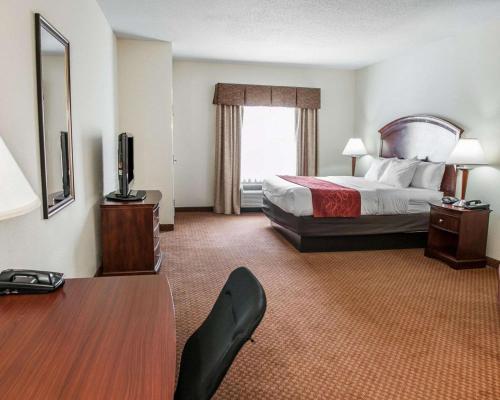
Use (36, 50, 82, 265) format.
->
(0, 269, 64, 295)
(463, 200, 490, 210)
(441, 197, 490, 210)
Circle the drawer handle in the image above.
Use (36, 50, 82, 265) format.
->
(438, 218, 444, 224)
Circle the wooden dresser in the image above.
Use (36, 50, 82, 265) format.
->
(425, 202, 490, 269)
(101, 190, 162, 275)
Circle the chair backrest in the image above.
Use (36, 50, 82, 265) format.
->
(174, 267, 267, 400)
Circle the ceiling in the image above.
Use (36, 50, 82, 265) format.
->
(97, 0, 500, 69)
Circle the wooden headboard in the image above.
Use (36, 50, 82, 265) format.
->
(378, 115, 463, 196)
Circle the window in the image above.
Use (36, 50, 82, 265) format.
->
(241, 106, 296, 183)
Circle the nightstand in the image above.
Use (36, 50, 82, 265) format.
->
(425, 202, 490, 269)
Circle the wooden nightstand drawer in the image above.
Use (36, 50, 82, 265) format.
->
(430, 211, 460, 233)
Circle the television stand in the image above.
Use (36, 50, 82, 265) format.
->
(101, 190, 163, 275)
(105, 190, 146, 202)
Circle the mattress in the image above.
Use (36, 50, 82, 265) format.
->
(262, 176, 442, 217)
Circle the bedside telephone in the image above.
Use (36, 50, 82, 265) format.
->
(0, 269, 64, 295)
(441, 197, 490, 210)
(463, 200, 490, 210)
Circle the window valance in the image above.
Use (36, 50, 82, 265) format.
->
(213, 83, 321, 109)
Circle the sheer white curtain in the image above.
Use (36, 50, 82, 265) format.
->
(241, 106, 296, 183)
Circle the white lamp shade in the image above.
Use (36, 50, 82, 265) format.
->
(446, 138, 487, 166)
(0, 136, 40, 221)
(342, 138, 367, 156)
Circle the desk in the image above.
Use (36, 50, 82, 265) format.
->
(0, 275, 176, 399)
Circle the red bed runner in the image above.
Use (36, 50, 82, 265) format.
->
(278, 176, 361, 218)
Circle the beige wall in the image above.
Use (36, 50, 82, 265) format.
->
(173, 60, 356, 207)
(355, 20, 500, 259)
(117, 39, 174, 224)
(0, 0, 118, 277)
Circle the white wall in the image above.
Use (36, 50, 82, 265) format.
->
(173, 60, 356, 207)
(355, 20, 500, 259)
(117, 39, 174, 224)
(0, 0, 118, 277)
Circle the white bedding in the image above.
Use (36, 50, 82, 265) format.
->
(263, 176, 442, 217)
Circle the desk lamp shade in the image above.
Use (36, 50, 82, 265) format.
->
(446, 138, 487, 166)
(0, 136, 40, 221)
(342, 138, 367, 157)
(342, 138, 367, 176)
(446, 138, 487, 203)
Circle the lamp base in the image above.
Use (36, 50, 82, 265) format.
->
(457, 167, 470, 200)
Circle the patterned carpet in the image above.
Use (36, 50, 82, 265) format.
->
(162, 212, 499, 400)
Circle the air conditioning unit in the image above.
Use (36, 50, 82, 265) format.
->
(241, 183, 263, 209)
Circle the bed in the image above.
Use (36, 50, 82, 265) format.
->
(262, 115, 463, 252)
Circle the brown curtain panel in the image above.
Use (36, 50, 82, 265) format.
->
(296, 108, 318, 176)
(214, 104, 243, 215)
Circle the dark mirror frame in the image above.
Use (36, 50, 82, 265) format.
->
(35, 14, 75, 219)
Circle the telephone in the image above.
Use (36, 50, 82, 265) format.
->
(0, 269, 64, 295)
(442, 196, 459, 204)
(463, 200, 490, 210)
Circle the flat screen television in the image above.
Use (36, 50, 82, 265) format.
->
(118, 132, 134, 197)
(105, 133, 145, 201)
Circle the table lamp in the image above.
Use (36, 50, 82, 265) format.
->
(0, 136, 40, 221)
(342, 138, 367, 176)
(446, 138, 487, 207)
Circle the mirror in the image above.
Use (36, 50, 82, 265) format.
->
(35, 14, 74, 219)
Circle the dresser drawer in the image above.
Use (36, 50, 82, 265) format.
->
(430, 211, 460, 233)
(154, 237, 161, 255)
(153, 219, 160, 239)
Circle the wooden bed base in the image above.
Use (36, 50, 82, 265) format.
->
(263, 196, 430, 252)
(271, 221, 427, 252)
(263, 115, 463, 252)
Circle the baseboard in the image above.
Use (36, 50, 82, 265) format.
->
(175, 206, 214, 212)
(160, 224, 174, 232)
(486, 256, 499, 268)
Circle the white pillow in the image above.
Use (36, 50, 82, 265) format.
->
(411, 161, 445, 191)
(379, 159, 419, 188)
(364, 158, 393, 182)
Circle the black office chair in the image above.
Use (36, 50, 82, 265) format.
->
(174, 267, 267, 400)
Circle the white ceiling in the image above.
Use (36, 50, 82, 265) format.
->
(97, 0, 500, 69)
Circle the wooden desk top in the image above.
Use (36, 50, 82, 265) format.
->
(0, 275, 176, 400)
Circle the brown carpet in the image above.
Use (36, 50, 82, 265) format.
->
(162, 212, 499, 400)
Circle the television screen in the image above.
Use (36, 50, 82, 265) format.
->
(127, 135, 134, 184)
(118, 133, 134, 196)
